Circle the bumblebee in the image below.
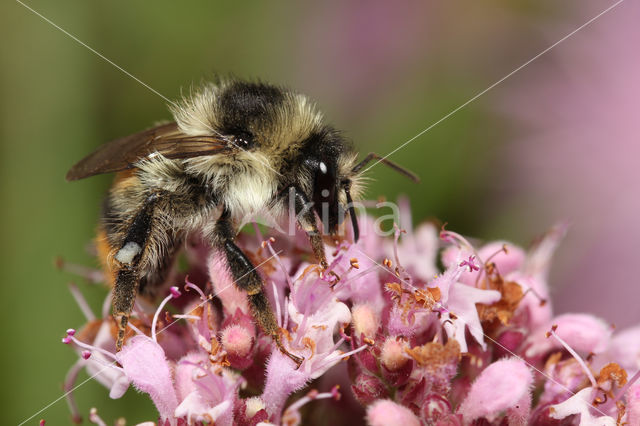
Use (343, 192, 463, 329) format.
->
(67, 79, 417, 366)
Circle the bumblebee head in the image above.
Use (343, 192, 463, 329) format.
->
(294, 127, 364, 239)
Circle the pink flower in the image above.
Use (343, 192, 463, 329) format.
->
(261, 261, 365, 422)
(432, 251, 501, 352)
(60, 212, 640, 425)
(116, 335, 178, 421)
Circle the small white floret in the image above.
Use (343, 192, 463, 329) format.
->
(115, 242, 141, 264)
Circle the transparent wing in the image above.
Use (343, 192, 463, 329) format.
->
(66, 122, 230, 181)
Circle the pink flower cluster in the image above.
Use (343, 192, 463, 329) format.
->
(62, 207, 640, 425)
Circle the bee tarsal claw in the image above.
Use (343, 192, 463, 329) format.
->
(279, 344, 304, 368)
(328, 271, 341, 287)
(114, 312, 129, 352)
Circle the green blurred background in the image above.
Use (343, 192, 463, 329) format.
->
(2, 1, 634, 424)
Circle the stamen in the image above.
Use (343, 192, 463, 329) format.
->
(283, 385, 342, 417)
(293, 300, 312, 347)
(473, 245, 509, 287)
(321, 259, 342, 284)
(338, 344, 369, 361)
(184, 277, 206, 300)
(55, 256, 104, 284)
(172, 314, 201, 320)
(64, 359, 84, 424)
(67, 283, 95, 321)
(252, 221, 265, 243)
(283, 296, 290, 330)
(64, 332, 117, 361)
(264, 238, 293, 290)
(127, 321, 144, 336)
(100, 292, 112, 319)
(170, 286, 181, 298)
(339, 326, 352, 342)
(152, 286, 180, 342)
(316, 344, 368, 371)
(337, 266, 377, 288)
(81, 350, 91, 360)
(485, 244, 509, 264)
(397, 195, 413, 234)
(520, 287, 548, 306)
(547, 326, 597, 389)
(273, 281, 282, 328)
(326, 337, 346, 355)
(392, 226, 404, 268)
(440, 228, 482, 262)
(89, 407, 107, 426)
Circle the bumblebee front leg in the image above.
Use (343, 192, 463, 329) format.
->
(112, 193, 159, 351)
(213, 210, 304, 367)
(288, 186, 328, 269)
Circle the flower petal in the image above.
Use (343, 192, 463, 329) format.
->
(366, 399, 421, 426)
(526, 313, 612, 358)
(262, 351, 310, 418)
(115, 335, 178, 420)
(457, 358, 533, 423)
(627, 382, 640, 426)
(443, 283, 501, 351)
(549, 388, 615, 426)
(108, 375, 131, 399)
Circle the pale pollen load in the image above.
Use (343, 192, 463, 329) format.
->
(115, 242, 142, 265)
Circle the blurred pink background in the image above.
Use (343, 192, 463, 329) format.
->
(497, 0, 640, 327)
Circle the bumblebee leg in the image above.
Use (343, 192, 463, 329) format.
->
(112, 193, 159, 351)
(213, 210, 303, 367)
(288, 186, 328, 269)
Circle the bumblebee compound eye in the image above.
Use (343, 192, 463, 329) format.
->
(230, 130, 254, 149)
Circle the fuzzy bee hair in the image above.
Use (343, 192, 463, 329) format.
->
(69, 78, 414, 365)
(164, 80, 365, 221)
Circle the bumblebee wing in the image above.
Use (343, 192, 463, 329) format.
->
(66, 122, 230, 181)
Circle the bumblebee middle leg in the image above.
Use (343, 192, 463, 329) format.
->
(213, 209, 303, 367)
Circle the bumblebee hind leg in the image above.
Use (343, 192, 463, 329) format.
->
(110, 193, 159, 351)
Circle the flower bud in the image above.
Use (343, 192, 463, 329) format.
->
(352, 304, 379, 339)
(351, 374, 388, 405)
(422, 394, 454, 424)
(381, 338, 408, 371)
(221, 324, 255, 369)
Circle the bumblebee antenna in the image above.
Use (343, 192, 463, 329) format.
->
(351, 152, 420, 183)
(344, 183, 360, 243)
